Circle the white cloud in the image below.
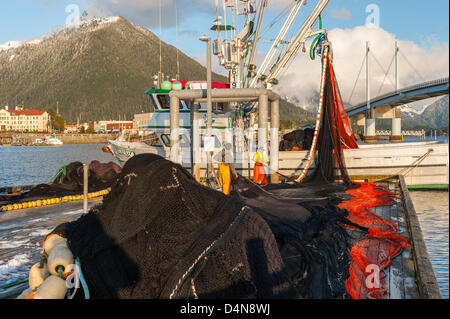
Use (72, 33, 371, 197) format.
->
(272, 25, 449, 109)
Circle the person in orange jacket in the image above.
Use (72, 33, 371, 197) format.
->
(253, 146, 269, 186)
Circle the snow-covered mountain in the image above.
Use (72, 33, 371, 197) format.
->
(402, 95, 449, 129)
(0, 16, 121, 52)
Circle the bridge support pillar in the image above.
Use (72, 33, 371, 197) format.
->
(364, 118, 377, 143)
(390, 118, 402, 142)
(390, 108, 402, 142)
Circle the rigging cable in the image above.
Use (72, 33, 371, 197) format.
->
(376, 53, 395, 97)
(295, 43, 329, 183)
(400, 51, 426, 82)
(347, 54, 366, 105)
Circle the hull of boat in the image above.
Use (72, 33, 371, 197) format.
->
(108, 139, 449, 189)
(107, 139, 165, 165)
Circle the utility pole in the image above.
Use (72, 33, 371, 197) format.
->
(200, 36, 214, 182)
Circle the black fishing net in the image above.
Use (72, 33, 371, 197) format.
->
(302, 60, 354, 186)
(279, 128, 314, 151)
(51, 154, 296, 299)
(0, 161, 121, 205)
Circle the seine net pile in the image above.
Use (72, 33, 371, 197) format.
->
(52, 154, 297, 299)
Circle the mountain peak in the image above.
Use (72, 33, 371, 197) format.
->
(0, 16, 124, 53)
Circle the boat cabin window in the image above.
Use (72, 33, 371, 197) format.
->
(214, 102, 226, 113)
(198, 102, 230, 114)
(161, 134, 190, 147)
(153, 94, 184, 110)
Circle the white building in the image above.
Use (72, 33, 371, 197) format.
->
(0, 106, 51, 132)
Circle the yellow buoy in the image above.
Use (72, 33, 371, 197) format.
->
(18, 203, 23, 210)
(55, 198, 61, 204)
(13, 204, 18, 210)
(7, 205, 14, 211)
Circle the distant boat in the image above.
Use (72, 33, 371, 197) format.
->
(43, 134, 63, 145)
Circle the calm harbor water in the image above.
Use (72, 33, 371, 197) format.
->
(0, 144, 117, 189)
(409, 191, 449, 298)
(0, 143, 448, 298)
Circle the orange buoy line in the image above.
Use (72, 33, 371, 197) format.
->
(0, 188, 111, 213)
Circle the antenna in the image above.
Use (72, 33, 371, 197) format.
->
(175, 0, 180, 80)
(159, 0, 163, 85)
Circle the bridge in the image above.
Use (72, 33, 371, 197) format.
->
(342, 41, 449, 142)
(346, 77, 449, 117)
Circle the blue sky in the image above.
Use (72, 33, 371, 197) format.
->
(1, 0, 448, 58)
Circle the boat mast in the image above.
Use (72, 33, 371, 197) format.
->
(243, 0, 268, 88)
(261, 0, 330, 89)
(249, 0, 306, 88)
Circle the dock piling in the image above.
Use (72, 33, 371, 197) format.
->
(83, 164, 88, 215)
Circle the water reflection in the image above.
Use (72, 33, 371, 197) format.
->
(410, 191, 449, 298)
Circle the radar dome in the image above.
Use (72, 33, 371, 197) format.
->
(172, 81, 183, 90)
(161, 81, 172, 90)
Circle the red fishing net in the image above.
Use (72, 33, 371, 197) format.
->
(338, 182, 408, 299)
(322, 56, 407, 299)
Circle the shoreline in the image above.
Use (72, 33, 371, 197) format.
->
(0, 133, 117, 145)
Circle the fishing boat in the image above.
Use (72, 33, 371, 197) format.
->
(107, 83, 448, 189)
(105, 0, 448, 190)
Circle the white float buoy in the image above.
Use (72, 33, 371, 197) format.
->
(34, 276, 67, 299)
(47, 246, 74, 276)
(43, 234, 67, 255)
(28, 262, 50, 291)
(17, 288, 34, 299)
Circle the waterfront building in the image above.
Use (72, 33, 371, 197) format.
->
(0, 106, 50, 132)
